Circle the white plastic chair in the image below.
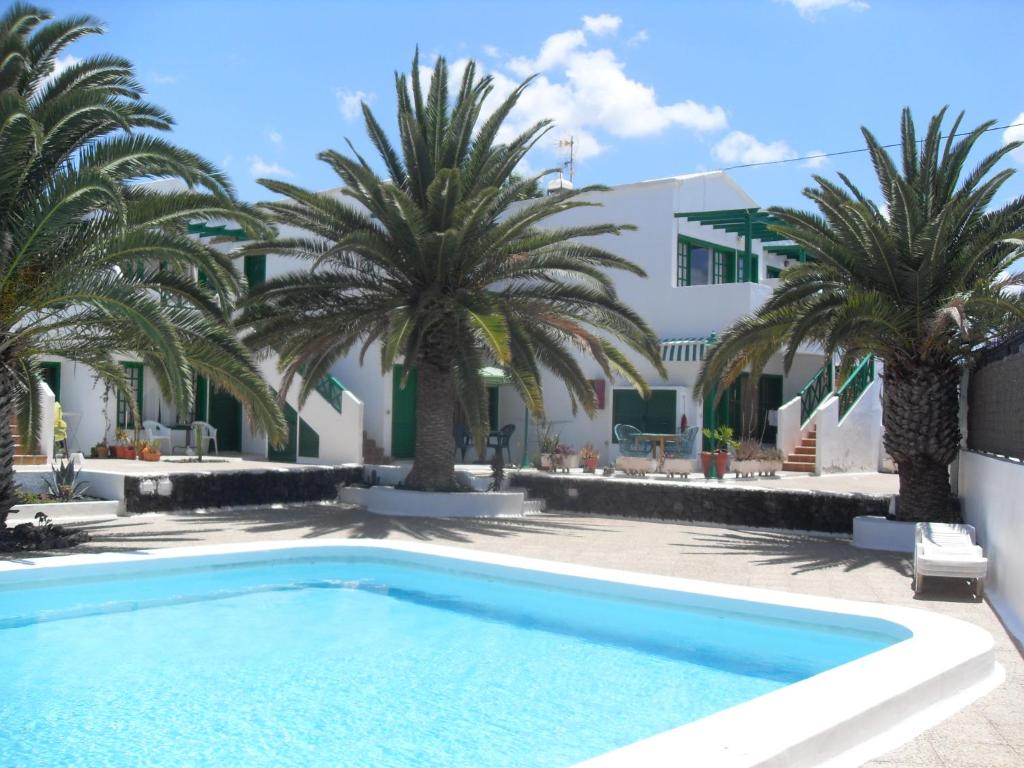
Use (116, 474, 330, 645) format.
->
(191, 420, 219, 455)
(913, 523, 988, 597)
(142, 420, 173, 454)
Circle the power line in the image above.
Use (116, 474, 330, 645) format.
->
(720, 120, 1024, 172)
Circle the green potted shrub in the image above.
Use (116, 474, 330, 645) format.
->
(701, 426, 738, 478)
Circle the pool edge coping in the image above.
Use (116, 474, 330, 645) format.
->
(0, 539, 1002, 768)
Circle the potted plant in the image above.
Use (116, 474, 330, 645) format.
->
(538, 429, 560, 470)
(701, 426, 737, 478)
(140, 440, 162, 462)
(113, 429, 133, 459)
(732, 439, 762, 478)
(580, 443, 600, 473)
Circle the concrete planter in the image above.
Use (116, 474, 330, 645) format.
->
(11, 499, 122, 521)
(852, 515, 917, 552)
(614, 456, 658, 476)
(662, 458, 696, 478)
(732, 459, 784, 478)
(337, 485, 525, 518)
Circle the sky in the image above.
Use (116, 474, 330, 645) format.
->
(48, 0, 1024, 211)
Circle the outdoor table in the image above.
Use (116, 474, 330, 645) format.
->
(636, 432, 680, 470)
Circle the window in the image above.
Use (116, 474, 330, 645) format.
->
(767, 266, 782, 279)
(675, 240, 689, 286)
(244, 254, 266, 289)
(712, 250, 734, 284)
(689, 246, 710, 285)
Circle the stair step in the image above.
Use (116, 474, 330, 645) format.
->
(523, 498, 546, 515)
(13, 454, 47, 465)
(782, 461, 815, 472)
(793, 446, 816, 456)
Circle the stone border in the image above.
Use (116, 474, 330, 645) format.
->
(511, 471, 890, 533)
(123, 466, 361, 513)
(0, 540, 1001, 768)
(10, 499, 122, 521)
(337, 485, 524, 517)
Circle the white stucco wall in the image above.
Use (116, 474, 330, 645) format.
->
(958, 450, 1024, 643)
(815, 378, 883, 474)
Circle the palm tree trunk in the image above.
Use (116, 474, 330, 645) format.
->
(0, 349, 19, 529)
(402, 363, 459, 491)
(882, 363, 960, 522)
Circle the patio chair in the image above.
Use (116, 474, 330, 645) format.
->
(913, 522, 988, 597)
(454, 423, 472, 463)
(486, 424, 515, 465)
(142, 420, 173, 454)
(614, 424, 652, 457)
(661, 426, 700, 478)
(191, 420, 219, 455)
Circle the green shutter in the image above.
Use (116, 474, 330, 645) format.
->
(244, 254, 266, 289)
(611, 390, 646, 442)
(298, 418, 319, 458)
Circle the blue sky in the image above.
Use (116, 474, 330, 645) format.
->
(50, 0, 1024, 210)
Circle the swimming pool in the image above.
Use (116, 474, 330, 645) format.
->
(0, 542, 1000, 767)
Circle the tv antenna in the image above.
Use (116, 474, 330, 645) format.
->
(557, 136, 575, 183)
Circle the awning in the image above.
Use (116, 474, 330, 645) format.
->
(660, 336, 714, 363)
(479, 366, 510, 385)
(674, 207, 790, 243)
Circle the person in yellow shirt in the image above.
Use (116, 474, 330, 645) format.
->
(54, 401, 68, 458)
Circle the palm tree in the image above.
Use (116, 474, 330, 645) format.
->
(697, 108, 1024, 521)
(0, 4, 286, 530)
(240, 52, 665, 491)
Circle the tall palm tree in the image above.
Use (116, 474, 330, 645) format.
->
(240, 52, 665, 491)
(0, 4, 286, 530)
(697, 108, 1024, 521)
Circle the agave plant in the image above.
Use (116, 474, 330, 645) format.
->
(43, 459, 89, 502)
(240, 52, 665, 490)
(698, 108, 1024, 521)
(0, 4, 287, 527)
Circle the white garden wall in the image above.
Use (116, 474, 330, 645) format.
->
(815, 378, 884, 474)
(958, 450, 1024, 643)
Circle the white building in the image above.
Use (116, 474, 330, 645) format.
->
(25, 171, 883, 474)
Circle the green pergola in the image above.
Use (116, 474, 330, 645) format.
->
(674, 208, 791, 281)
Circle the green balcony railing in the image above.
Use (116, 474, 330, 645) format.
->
(837, 356, 875, 420)
(314, 374, 346, 413)
(800, 362, 833, 426)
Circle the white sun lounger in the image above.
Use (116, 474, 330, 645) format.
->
(913, 523, 988, 597)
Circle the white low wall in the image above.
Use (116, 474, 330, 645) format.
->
(38, 382, 56, 462)
(958, 450, 1024, 642)
(338, 485, 525, 517)
(776, 394, 804, 459)
(815, 379, 883, 474)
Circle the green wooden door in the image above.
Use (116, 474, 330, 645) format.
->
(208, 386, 242, 452)
(117, 362, 144, 429)
(611, 389, 676, 442)
(757, 374, 783, 444)
(40, 362, 61, 401)
(391, 365, 418, 459)
(268, 400, 297, 462)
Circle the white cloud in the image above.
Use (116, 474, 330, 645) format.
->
(337, 89, 374, 121)
(41, 53, 80, 86)
(802, 149, 828, 168)
(268, 129, 283, 145)
(248, 156, 292, 178)
(712, 131, 798, 165)
(508, 30, 586, 77)
(783, 0, 869, 19)
(1003, 113, 1024, 164)
(151, 72, 176, 85)
(471, 17, 726, 167)
(627, 29, 649, 46)
(582, 14, 622, 36)
(483, 44, 501, 58)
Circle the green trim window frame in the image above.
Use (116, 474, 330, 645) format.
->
(244, 254, 266, 289)
(116, 362, 144, 429)
(766, 265, 782, 279)
(675, 239, 690, 286)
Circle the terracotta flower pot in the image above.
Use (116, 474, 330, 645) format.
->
(141, 449, 161, 462)
(700, 451, 714, 477)
(714, 452, 729, 478)
(95, 445, 109, 459)
(583, 456, 599, 473)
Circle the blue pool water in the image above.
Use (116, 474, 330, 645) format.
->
(0, 552, 909, 767)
